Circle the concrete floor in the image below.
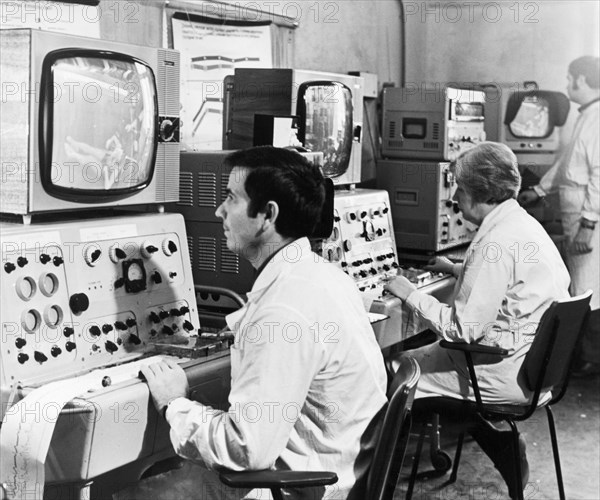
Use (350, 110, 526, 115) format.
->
(106, 371, 599, 500)
(397, 372, 600, 500)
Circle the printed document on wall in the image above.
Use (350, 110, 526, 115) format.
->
(172, 17, 272, 150)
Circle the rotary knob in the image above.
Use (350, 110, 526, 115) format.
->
(17, 256, 28, 268)
(39, 253, 51, 264)
(141, 242, 159, 259)
(84, 246, 102, 267)
(109, 245, 128, 263)
(63, 326, 75, 337)
(105, 340, 119, 354)
(34, 351, 48, 364)
(15, 338, 27, 349)
(51, 346, 62, 357)
(4, 262, 16, 274)
(65, 341, 76, 352)
(162, 239, 178, 256)
(69, 293, 90, 314)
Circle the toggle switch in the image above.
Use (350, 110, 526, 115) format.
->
(4, 262, 16, 274)
(51, 346, 62, 357)
(18, 353, 29, 364)
(17, 256, 28, 268)
(53, 256, 64, 267)
(39, 254, 51, 264)
(15, 338, 27, 349)
(89, 325, 101, 337)
(102, 324, 114, 334)
(65, 341, 76, 352)
(63, 326, 74, 337)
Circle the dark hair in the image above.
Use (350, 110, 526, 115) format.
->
(452, 142, 521, 204)
(223, 146, 326, 238)
(569, 56, 600, 89)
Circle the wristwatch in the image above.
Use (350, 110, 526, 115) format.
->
(580, 218, 596, 230)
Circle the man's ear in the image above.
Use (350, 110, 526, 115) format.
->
(263, 201, 279, 226)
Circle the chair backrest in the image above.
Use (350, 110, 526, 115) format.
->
(366, 356, 420, 500)
(523, 290, 592, 399)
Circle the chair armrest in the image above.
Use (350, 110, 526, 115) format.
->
(439, 339, 510, 356)
(219, 470, 338, 489)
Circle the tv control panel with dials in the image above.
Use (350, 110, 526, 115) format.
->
(321, 188, 457, 349)
(0, 212, 201, 402)
(322, 189, 399, 292)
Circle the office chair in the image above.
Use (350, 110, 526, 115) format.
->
(219, 356, 421, 500)
(405, 290, 592, 500)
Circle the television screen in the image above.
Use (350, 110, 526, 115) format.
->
(507, 96, 551, 138)
(297, 81, 353, 179)
(41, 50, 158, 199)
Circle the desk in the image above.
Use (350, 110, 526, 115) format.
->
(370, 275, 456, 349)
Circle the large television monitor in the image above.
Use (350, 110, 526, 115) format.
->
(482, 83, 570, 167)
(222, 68, 364, 186)
(0, 29, 181, 219)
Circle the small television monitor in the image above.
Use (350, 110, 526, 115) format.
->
(381, 85, 487, 161)
(296, 81, 353, 179)
(222, 68, 364, 186)
(0, 29, 181, 218)
(483, 83, 570, 167)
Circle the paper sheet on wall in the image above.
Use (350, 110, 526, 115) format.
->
(172, 17, 272, 150)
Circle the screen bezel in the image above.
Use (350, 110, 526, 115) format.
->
(39, 48, 159, 203)
(506, 96, 553, 139)
(296, 80, 353, 179)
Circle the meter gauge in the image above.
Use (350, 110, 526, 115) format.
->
(122, 259, 147, 293)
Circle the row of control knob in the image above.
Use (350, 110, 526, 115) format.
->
(341, 206, 389, 223)
(84, 239, 178, 267)
(4, 255, 64, 273)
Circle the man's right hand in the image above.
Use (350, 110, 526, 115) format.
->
(517, 189, 540, 206)
(423, 256, 455, 275)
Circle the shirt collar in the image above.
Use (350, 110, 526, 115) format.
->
(471, 199, 521, 244)
(247, 237, 313, 301)
(578, 97, 600, 113)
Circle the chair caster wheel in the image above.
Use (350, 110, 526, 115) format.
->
(430, 450, 452, 472)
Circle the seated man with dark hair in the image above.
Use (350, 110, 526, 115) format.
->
(385, 142, 571, 499)
(141, 146, 388, 500)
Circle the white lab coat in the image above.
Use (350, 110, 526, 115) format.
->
(402, 200, 570, 404)
(166, 238, 388, 499)
(537, 99, 600, 310)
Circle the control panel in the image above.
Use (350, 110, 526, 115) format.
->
(322, 189, 399, 292)
(0, 213, 200, 396)
(376, 159, 477, 252)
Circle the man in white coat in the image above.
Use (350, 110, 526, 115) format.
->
(141, 147, 388, 500)
(519, 56, 600, 377)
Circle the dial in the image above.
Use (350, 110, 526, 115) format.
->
(122, 259, 147, 293)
